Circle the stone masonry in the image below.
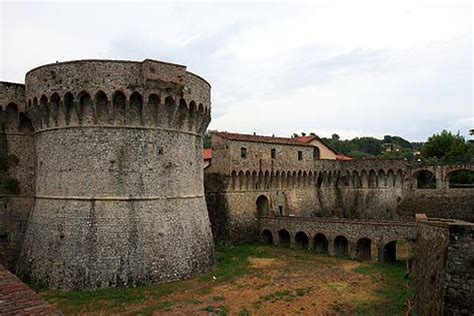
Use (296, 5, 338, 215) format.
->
(1, 59, 216, 290)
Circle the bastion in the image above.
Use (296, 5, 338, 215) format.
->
(18, 59, 216, 289)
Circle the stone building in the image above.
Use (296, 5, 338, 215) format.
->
(0, 59, 216, 289)
(204, 131, 474, 245)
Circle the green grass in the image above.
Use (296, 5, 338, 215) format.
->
(353, 261, 413, 315)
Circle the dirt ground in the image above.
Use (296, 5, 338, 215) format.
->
(40, 245, 410, 315)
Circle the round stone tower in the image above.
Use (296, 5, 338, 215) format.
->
(20, 59, 215, 289)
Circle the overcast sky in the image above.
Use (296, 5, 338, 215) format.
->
(1, 0, 472, 141)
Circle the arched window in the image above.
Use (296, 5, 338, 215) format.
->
(63, 92, 75, 125)
(78, 92, 92, 125)
(313, 147, 320, 160)
(50, 93, 60, 126)
(128, 92, 143, 125)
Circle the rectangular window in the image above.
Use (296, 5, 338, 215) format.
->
(0, 234, 9, 243)
(298, 151, 303, 160)
(241, 147, 247, 159)
(271, 148, 276, 159)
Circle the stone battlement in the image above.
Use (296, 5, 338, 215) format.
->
(24, 59, 211, 135)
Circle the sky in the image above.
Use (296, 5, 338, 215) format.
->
(1, 0, 472, 141)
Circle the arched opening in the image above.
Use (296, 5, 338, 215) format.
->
(18, 113, 33, 133)
(95, 91, 109, 124)
(383, 240, 397, 263)
(39, 95, 49, 128)
(256, 195, 270, 216)
(113, 91, 126, 125)
(352, 171, 361, 188)
(415, 170, 436, 189)
(294, 231, 309, 249)
(313, 147, 320, 160)
(128, 92, 143, 125)
(50, 93, 60, 126)
(5, 103, 18, 131)
(334, 235, 349, 256)
(316, 172, 323, 188)
(147, 94, 160, 126)
(368, 170, 377, 188)
(447, 170, 474, 189)
(386, 170, 395, 187)
(313, 233, 328, 254)
(278, 229, 291, 247)
(261, 229, 273, 244)
(231, 171, 237, 190)
(356, 238, 372, 260)
(78, 92, 93, 125)
(63, 92, 75, 125)
(378, 170, 386, 188)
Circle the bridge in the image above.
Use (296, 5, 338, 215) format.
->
(258, 215, 417, 263)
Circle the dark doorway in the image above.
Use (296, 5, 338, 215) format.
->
(261, 229, 273, 245)
(356, 238, 372, 260)
(383, 240, 397, 263)
(278, 230, 291, 247)
(294, 231, 309, 249)
(314, 233, 329, 254)
(334, 235, 349, 256)
(256, 195, 270, 216)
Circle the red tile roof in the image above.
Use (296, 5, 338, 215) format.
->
(213, 132, 314, 147)
(203, 148, 212, 160)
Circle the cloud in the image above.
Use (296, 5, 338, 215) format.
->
(1, 1, 472, 141)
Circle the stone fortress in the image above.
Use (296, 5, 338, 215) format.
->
(0, 58, 473, 314)
(0, 59, 215, 289)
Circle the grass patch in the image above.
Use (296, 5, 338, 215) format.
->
(202, 304, 229, 315)
(200, 243, 269, 283)
(353, 261, 412, 315)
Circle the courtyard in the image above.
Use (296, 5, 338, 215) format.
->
(36, 244, 412, 315)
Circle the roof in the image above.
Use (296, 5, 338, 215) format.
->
(213, 132, 314, 147)
(336, 154, 353, 161)
(203, 148, 212, 160)
(295, 135, 318, 143)
(294, 135, 339, 154)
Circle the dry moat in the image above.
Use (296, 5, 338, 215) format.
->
(35, 243, 413, 315)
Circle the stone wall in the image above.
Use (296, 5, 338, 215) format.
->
(205, 146, 474, 245)
(414, 215, 474, 315)
(0, 82, 34, 272)
(16, 59, 216, 289)
(258, 215, 416, 262)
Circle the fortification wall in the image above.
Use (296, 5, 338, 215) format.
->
(415, 216, 474, 315)
(0, 82, 34, 272)
(19, 59, 215, 289)
(206, 158, 474, 245)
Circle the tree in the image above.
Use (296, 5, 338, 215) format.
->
(420, 130, 471, 161)
(332, 133, 340, 141)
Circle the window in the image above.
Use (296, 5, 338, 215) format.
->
(278, 206, 283, 215)
(271, 148, 276, 159)
(241, 147, 247, 159)
(298, 151, 303, 160)
(313, 147, 320, 160)
(0, 234, 9, 243)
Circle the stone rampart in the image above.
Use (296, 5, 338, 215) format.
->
(414, 215, 474, 315)
(17, 59, 215, 289)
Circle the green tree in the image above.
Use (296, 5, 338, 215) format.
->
(421, 130, 471, 161)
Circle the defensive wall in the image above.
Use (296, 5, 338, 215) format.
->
(258, 215, 416, 262)
(414, 215, 473, 315)
(0, 82, 34, 272)
(0, 59, 217, 290)
(206, 150, 474, 245)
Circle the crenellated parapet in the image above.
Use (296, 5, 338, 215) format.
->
(25, 59, 211, 135)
